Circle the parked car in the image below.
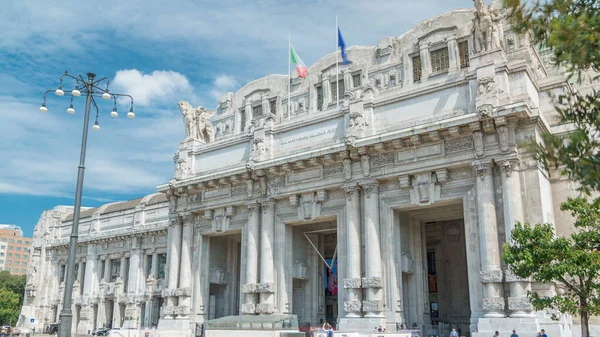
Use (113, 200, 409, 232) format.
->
(92, 328, 110, 336)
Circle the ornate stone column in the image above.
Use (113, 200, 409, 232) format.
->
(120, 257, 127, 282)
(77, 261, 84, 283)
(104, 258, 111, 282)
(473, 162, 505, 317)
(344, 185, 363, 318)
(258, 200, 276, 314)
(167, 217, 183, 313)
(151, 253, 158, 279)
(241, 202, 260, 314)
(322, 77, 332, 109)
(361, 181, 384, 317)
(244, 101, 252, 131)
(500, 159, 534, 317)
(178, 214, 194, 318)
(419, 43, 431, 82)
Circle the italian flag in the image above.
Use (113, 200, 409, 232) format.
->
(290, 43, 308, 79)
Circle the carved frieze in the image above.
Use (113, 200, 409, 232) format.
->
(287, 167, 323, 184)
(444, 137, 474, 153)
(255, 283, 275, 293)
(344, 300, 362, 313)
(397, 143, 444, 162)
(480, 269, 503, 283)
(362, 300, 384, 312)
(231, 183, 247, 195)
(323, 163, 344, 177)
(482, 297, 506, 312)
(361, 277, 382, 288)
(342, 278, 362, 289)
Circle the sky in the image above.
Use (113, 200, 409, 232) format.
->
(0, 0, 469, 237)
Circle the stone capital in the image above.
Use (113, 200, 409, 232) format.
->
(246, 201, 260, 213)
(343, 278, 362, 289)
(499, 157, 521, 178)
(360, 181, 380, 198)
(343, 185, 360, 201)
(472, 161, 493, 181)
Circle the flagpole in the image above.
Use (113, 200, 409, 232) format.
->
(336, 15, 339, 108)
(288, 34, 291, 120)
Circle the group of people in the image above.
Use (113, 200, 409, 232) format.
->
(450, 328, 549, 337)
(373, 325, 388, 332)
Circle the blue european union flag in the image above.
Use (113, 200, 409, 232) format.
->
(338, 27, 349, 65)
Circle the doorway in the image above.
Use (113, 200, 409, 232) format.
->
(291, 221, 338, 328)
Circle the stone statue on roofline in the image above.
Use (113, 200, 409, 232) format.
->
(472, 0, 505, 53)
(178, 101, 216, 143)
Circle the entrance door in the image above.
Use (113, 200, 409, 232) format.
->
(425, 220, 470, 335)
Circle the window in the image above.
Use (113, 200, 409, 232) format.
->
(7, 253, 12, 258)
(352, 73, 361, 88)
(17, 240, 21, 244)
(6, 261, 11, 265)
(0, 246, 5, 249)
(158, 253, 167, 279)
(24, 248, 30, 252)
(25, 241, 29, 245)
(20, 269, 26, 273)
(316, 85, 323, 111)
(8, 247, 13, 250)
(23, 255, 27, 259)
(239, 109, 246, 132)
(12, 268, 17, 273)
(0, 253, 4, 257)
(413, 55, 422, 82)
(110, 259, 121, 282)
(427, 251, 437, 292)
(15, 254, 20, 258)
(9, 239, 13, 243)
(14, 261, 19, 266)
(16, 247, 20, 251)
(430, 47, 449, 72)
(269, 99, 276, 115)
(0, 260, 4, 264)
(458, 41, 469, 68)
(252, 104, 263, 118)
(1, 239, 6, 242)
(331, 79, 345, 103)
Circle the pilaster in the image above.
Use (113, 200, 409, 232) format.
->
(360, 181, 384, 318)
(241, 201, 260, 314)
(258, 199, 276, 314)
(343, 184, 362, 318)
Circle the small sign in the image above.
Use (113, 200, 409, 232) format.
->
(30, 319, 34, 323)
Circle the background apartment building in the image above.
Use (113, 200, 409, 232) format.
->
(0, 225, 32, 275)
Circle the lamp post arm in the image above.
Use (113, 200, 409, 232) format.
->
(57, 72, 95, 337)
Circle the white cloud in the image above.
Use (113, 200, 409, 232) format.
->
(210, 74, 238, 101)
(112, 69, 194, 106)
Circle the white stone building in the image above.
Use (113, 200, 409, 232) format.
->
(19, 2, 599, 337)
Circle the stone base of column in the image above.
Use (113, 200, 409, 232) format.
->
(472, 317, 542, 337)
(338, 317, 387, 333)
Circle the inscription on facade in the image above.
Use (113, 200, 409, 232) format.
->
(279, 127, 337, 145)
(286, 167, 323, 184)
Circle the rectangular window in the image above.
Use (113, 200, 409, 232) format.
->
(0, 260, 4, 264)
(110, 259, 120, 282)
(458, 40, 470, 69)
(16, 247, 20, 251)
(352, 73, 361, 88)
(158, 253, 167, 279)
(0, 253, 4, 257)
(331, 79, 345, 103)
(25, 241, 29, 245)
(22, 255, 27, 259)
(269, 99, 276, 115)
(15, 254, 20, 258)
(6, 261, 11, 265)
(427, 251, 436, 274)
(17, 240, 21, 244)
(7, 253, 12, 258)
(413, 55, 422, 82)
(8, 247, 13, 250)
(430, 47, 450, 72)
(1, 239, 6, 242)
(14, 261, 19, 266)
(9, 239, 13, 243)
(1, 246, 5, 249)
(239, 109, 246, 132)
(20, 269, 25, 273)
(252, 104, 263, 117)
(12, 268, 17, 273)
(316, 85, 323, 111)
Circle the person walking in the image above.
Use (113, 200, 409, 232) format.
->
(541, 329, 548, 337)
(511, 330, 519, 337)
(323, 322, 334, 337)
(494, 331, 500, 337)
(451, 328, 459, 337)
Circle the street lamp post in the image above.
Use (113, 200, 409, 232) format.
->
(39, 71, 135, 337)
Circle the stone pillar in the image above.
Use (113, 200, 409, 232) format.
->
(258, 200, 276, 314)
(193, 234, 210, 323)
(83, 255, 96, 296)
(322, 77, 332, 109)
(244, 101, 252, 131)
(77, 261, 84, 282)
(104, 259, 111, 282)
(419, 44, 431, 81)
(241, 202, 260, 314)
(448, 36, 460, 72)
(124, 242, 142, 329)
(473, 162, 505, 317)
(500, 159, 534, 317)
(166, 217, 183, 316)
(343, 185, 362, 318)
(178, 215, 194, 318)
(361, 182, 384, 318)
(151, 253, 158, 279)
(120, 257, 127, 282)
(344, 70, 353, 90)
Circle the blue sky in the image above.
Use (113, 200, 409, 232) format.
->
(0, 0, 467, 236)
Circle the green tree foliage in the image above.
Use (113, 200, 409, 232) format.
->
(0, 288, 20, 326)
(503, 197, 600, 337)
(503, 0, 600, 193)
